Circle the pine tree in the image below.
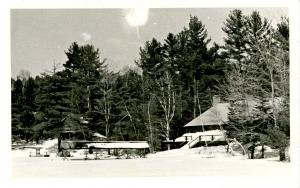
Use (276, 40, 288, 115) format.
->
(136, 38, 165, 79)
(11, 78, 24, 141)
(222, 9, 248, 68)
(136, 15, 228, 149)
(63, 42, 107, 134)
(11, 76, 39, 142)
(34, 72, 71, 139)
(106, 69, 147, 141)
(245, 11, 272, 55)
(275, 17, 289, 51)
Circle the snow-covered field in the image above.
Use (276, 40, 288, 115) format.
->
(12, 143, 291, 178)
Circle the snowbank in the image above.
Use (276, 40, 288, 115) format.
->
(147, 146, 244, 159)
(12, 147, 291, 177)
(11, 139, 291, 178)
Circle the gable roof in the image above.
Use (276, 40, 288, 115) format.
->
(184, 103, 230, 127)
(184, 97, 284, 128)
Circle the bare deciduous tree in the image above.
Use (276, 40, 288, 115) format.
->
(155, 72, 176, 148)
(98, 72, 116, 139)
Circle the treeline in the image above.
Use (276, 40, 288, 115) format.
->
(11, 10, 289, 156)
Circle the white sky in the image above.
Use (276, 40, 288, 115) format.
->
(11, 8, 288, 78)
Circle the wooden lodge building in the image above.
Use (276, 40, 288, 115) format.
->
(163, 96, 230, 150)
(162, 95, 283, 150)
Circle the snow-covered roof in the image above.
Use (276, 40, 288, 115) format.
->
(183, 96, 283, 128)
(93, 133, 106, 138)
(86, 142, 149, 149)
(184, 103, 230, 127)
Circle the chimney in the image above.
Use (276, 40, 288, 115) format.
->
(212, 95, 221, 106)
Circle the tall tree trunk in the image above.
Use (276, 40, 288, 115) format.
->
(87, 85, 90, 111)
(179, 89, 183, 118)
(166, 121, 171, 150)
(193, 78, 197, 118)
(118, 125, 124, 141)
(197, 96, 208, 147)
(156, 72, 175, 150)
(105, 121, 109, 140)
(106, 109, 110, 155)
(270, 69, 278, 128)
(250, 143, 255, 159)
(279, 147, 286, 161)
(123, 102, 137, 139)
(261, 144, 265, 159)
(147, 100, 153, 152)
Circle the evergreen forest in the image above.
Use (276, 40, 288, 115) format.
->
(11, 10, 289, 160)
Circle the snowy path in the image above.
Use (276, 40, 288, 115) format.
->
(12, 151, 291, 177)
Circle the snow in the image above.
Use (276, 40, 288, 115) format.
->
(86, 142, 149, 149)
(148, 146, 242, 158)
(12, 144, 291, 178)
(41, 139, 58, 148)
